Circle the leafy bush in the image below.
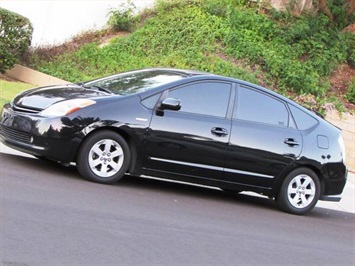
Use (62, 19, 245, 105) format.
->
(0, 8, 33, 73)
(347, 78, 355, 104)
(107, 0, 137, 31)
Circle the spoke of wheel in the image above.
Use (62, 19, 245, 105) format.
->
(100, 163, 109, 176)
(300, 194, 308, 207)
(306, 187, 315, 196)
(288, 187, 298, 194)
(301, 176, 312, 188)
(109, 161, 121, 171)
(104, 140, 113, 154)
(91, 145, 103, 156)
(111, 147, 123, 158)
(294, 176, 302, 188)
(290, 194, 300, 206)
(89, 157, 102, 168)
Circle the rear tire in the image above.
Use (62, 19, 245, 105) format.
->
(276, 168, 320, 215)
(76, 130, 130, 184)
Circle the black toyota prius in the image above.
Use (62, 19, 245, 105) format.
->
(0, 68, 348, 215)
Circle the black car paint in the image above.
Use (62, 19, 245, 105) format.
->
(0, 69, 347, 202)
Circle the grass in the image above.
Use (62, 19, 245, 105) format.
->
(0, 80, 33, 107)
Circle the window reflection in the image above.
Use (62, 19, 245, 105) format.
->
(86, 70, 185, 95)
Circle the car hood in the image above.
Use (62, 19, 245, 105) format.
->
(13, 85, 109, 110)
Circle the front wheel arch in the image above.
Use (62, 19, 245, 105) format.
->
(76, 129, 131, 184)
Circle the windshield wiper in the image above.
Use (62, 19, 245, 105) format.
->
(77, 83, 113, 94)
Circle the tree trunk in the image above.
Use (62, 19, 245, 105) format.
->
(318, 0, 334, 21)
(345, 0, 355, 16)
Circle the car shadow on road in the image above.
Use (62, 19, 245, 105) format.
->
(2, 153, 354, 220)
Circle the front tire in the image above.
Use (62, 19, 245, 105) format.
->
(76, 130, 130, 184)
(276, 168, 320, 215)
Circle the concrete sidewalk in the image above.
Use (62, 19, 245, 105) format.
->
(0, 142, 354, 213)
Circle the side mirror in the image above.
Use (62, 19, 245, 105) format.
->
(160, 98, 181, 111)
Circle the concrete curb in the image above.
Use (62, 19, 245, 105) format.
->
(5, 64, 69, 86)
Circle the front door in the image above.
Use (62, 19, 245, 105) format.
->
(143, 81, 233, 181)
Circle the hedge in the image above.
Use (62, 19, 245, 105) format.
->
(0, 8, 33, 73)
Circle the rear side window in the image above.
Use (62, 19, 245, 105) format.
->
(288, 104, 318, 130)
(234, 86, 289, 127)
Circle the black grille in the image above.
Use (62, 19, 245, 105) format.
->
(0, 124, 31, 143)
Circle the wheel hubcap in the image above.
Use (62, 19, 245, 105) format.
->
(287, 174, 316, 209)
(88, 139, 124, 178)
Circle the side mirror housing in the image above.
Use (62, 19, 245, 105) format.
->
(160, 98, 181, 111)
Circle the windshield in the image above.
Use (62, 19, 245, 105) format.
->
(84, 70, 185, 95)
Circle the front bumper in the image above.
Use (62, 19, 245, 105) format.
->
(0, 106, 83, 162)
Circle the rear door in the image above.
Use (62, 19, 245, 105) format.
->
(143, 81, 233, 180)
(224, 84, 302, 189)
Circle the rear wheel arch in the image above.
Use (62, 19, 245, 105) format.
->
(275, 166, 322, 215)
(273, 163, 324, 196)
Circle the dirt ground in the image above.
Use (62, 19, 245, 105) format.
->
(329, 64, 355, 111)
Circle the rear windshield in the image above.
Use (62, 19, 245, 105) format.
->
(85, 70, 185, 95)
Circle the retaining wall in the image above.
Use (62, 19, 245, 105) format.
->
(325, 110, 355, 172)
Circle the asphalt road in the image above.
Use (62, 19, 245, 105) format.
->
(1, 152, 354, 266)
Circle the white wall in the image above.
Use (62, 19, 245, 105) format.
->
(0, 0, 155, 46)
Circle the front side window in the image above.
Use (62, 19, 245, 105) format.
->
(234, 86, 289, 127)
(167, 82, 231, 117)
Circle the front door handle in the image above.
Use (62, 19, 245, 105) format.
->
(211, 127, 228, 137)
(284, 138, 299, 147)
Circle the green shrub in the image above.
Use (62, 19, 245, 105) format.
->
(0, 8, 33, 73)
(107, 0, 137, 31)
(346, 36, 355, 68)
(347, 78, 355, 104)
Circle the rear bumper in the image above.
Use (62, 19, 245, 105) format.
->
(319, 194, 342, 202)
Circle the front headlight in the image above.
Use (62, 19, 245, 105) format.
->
(338, 135, 346, 162)
(40, 99, 96, 117)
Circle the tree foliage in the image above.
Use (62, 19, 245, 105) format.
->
(317, 0, 355, 28)
(0, 8, 33, 73)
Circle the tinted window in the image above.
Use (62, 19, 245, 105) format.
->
(85, 70, 185, 95)
(234, 86, 289, 127)
(168, 82, 231, 117)
(289, 104, 318, 130)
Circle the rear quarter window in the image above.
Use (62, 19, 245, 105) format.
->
(288, 104, 318, 130)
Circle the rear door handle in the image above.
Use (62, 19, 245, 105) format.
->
(284, 138, 299, 147)
(211, 127, 228, 137)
